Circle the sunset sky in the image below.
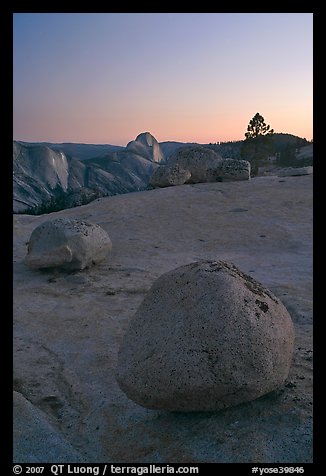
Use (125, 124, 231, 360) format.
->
(13, 13, 313, 146)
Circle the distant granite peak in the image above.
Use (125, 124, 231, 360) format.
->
(127, 132, 164, 163)
(135, 132, 157, 147)
(13, 140, 158, 214)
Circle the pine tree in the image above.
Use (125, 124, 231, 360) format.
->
(241, 113, 275, 175)
(245, 113, 274, 139)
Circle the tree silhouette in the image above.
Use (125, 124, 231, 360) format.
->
(241, 113, 275, 175)
(245, 113, 274, 139)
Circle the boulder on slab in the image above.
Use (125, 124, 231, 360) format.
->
(150, 164, 192, 187)
(24, 218, 112, 271)
(160, 146, 250, 184)
(116, 260, 295, 412)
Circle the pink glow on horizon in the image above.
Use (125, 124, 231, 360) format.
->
(13, 13, 313, 146)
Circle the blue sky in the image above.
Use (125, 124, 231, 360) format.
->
(13, 13, 313, 145)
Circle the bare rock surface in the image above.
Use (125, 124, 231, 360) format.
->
(24, 218, 112, 271)
(116, 260, 295, 411)
(278, 166, 313, 177)
(13, 391, 85, 463)
(13, 174, 313, 463)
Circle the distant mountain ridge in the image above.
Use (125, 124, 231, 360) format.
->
(13, 132, 312, 215)
(16, 141, 124, 161)
(13, 132, 163, 214)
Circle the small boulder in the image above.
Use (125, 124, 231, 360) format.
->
(215, 158, 251, 181)
(150, 164, 192, 187)
(116, 260, 295, 411)
(24, 218, 112, 271)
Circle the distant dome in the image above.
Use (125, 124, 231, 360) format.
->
(126, 132, 164, 163)
(135, 132, 156, 147)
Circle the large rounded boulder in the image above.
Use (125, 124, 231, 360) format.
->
(24, 218, 112, 271)
(116, 260, 295, 411)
